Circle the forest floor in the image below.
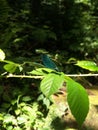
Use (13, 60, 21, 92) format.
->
(52, 85, 98, 130)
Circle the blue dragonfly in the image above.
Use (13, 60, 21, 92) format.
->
(41, 54, 59, 71)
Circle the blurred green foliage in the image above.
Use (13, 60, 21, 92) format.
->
(0, 0, 98, 59)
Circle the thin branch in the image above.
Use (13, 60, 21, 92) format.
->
(5, 74, 44, 79)
(66, 73, 98, 77)
(1, 73, 98, 79)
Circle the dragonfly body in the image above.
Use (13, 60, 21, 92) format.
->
(41, 54, 59, 71)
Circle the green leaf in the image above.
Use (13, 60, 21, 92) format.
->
(18, 65, 23, 72)
(22, 96, 32, 102)
(40, 73, 65, 97)
(65, 76, 89, 126)
(15, 109, 21, 116)
(42, 68, 56, 73)
(43, 97, 50, 109)
(4, 63, 18, 73)
(17, 115, 28, 124)
(29, 68, 54, 76)
(3, 61, 23, 73)
(0, 49, 5, 60)
(76, 60, 98, 71)
(4, 114, 15, 124)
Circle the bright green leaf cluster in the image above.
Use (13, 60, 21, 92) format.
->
(39, 70, 89, 126)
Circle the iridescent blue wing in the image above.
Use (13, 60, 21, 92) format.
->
(41, 54, 59, 71)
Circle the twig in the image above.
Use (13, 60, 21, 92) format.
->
(6, 74, 44, 79)
(2, 73, 98, 79)
(66, 73, 98, 77)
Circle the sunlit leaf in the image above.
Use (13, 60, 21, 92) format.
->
(18, 65, 23, 72)
(40, 73, 65, 97)
(43, 97, 50, 109)
(13, 38, 22, 43)
(65, 76, 89, 126)
(0, 49, 5, 60)
(29, 68, 54, 76)
(17, 115, 28, 124)
(4, 114, 15, 124)
(3, 62, 22, 73)
(22, 96, 32, 102)
(4, 63, 18, 73)
(76, 60, 98, 71)
(36, 49, 48, 54)
(15, 109, 21, 116)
